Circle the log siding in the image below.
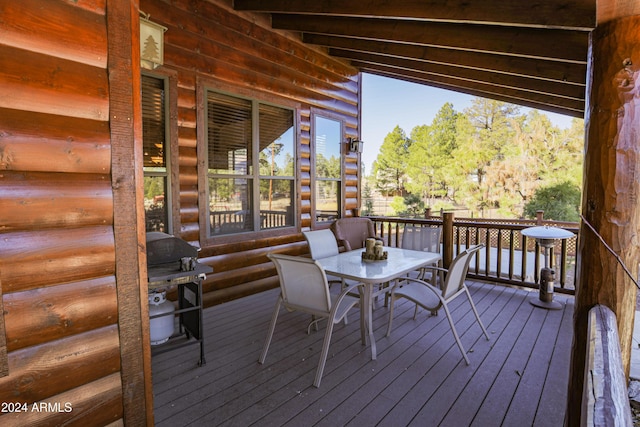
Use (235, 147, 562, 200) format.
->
(0, 0, 126, 422)
(141, 0, 361, 304)
(0, 0, 360, 423)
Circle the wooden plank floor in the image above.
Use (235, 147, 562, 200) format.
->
(152, 281, 574, 426)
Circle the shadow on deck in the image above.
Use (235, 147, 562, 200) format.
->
(152, 281, 574, 426)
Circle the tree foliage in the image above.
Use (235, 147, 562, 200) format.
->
(371, 125, 411, 196)
(406, 103, 458, 203)
(390, 194, 425, 217)
(367, 97, 585, 219)
(450, 99, 521, 216)
(523, 181, 581, 221)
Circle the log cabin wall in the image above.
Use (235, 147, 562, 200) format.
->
(0, 0, 359, 424)
(0, 0, 129, 425)
(139, 0, 362, 305)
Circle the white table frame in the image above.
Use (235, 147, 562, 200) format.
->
(317, 246, 441, 360)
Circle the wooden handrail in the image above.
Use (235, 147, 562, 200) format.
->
(582, 305, 633, 426)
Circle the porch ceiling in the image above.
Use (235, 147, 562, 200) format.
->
(233, 1, 602, 118)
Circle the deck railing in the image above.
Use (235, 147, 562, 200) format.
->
(367, 212, 579, 294)
(210, 210, 290, 233)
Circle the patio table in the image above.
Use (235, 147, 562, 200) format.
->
(316, 246, 441, 360)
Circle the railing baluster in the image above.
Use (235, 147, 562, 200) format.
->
(521, 235, 528, 284)
(508, 230, 515, 280)
(534, 241, 540, 284)
(473, 226, 480, 274)
(496, 229, 503, 279)
(484, 227, 491, 278)
(560, 239, 568, 289)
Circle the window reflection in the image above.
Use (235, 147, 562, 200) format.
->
(206, 91, 296, 235)
(315, 116, 342, 222)
(208, 178, 253, 234)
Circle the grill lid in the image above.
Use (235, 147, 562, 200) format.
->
(146, 232, 198, 266)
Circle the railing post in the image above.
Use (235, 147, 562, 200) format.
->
(443, 212, 454, 269)
(424, 207, 431, 218)
(536, 210, 544, 225)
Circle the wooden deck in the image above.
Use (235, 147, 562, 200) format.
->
(152, 281, 574, 426)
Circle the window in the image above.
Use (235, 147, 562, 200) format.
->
(142, 75, 171, 233)
(314, 116, 342, 222)
(206, 91, 295, 236)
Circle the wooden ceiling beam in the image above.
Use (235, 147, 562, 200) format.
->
(596, 0, 640, 24)
(235, 0, 596, 30)
(355, 62, 585, 116)
(330, 48, 585, 101)
(303, 34, 587, 86)
(272, 15, 590, 62)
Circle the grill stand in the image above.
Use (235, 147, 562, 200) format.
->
(148, 264, 211, 366)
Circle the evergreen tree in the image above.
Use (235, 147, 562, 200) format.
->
(362, 97, 585, 220)
(523, 181, 581, 221)
(371, 125, 411, 196)
(406, 103, 459, 204)
(450, 99, 520, 216)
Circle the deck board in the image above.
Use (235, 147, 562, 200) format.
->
(152, 281, 574, 426)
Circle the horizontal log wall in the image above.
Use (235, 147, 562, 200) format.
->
(0, 0, 123, 424)
(142, 0, 361, 303)
(0, 0, 362, 422)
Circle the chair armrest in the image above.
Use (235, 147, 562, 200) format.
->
(331, 282, 365, 314)
(392, 277, 445, 304)
(337, 239, 352, 252)
(341, 282, 365, 296)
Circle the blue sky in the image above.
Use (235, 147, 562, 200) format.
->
(360, 73, 577, 174)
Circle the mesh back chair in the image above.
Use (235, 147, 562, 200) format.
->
(259, 253, 364, 387)
(331, 217, 392, 305)
(330, 217, 377, 252)
(401, 224, 442, 280)
(386, 245, 490, 364)
(304, 229, 346, 286)
(303, 229, 340, 260)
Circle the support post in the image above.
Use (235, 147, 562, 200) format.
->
(442, 212, 454, 269)
(567, 15, 640, 426)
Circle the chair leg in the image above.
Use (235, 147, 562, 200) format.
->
(259, 297, 282, 364)
(383, 281, 390, 307)
(359, 287, 367, 344)
(465, 287, 490, 340)
(442, 303, 470, 365)
(342, 279, 349, 325)
(385, 294, 396, 337)
(308, 316, 325, 334)
(313, 318, 337, 387)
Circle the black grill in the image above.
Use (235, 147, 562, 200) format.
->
(146, 232, 212, 366)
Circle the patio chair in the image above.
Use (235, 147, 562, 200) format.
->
(401, 224, 442, 281)
(303, 229, 349, 287)
(259, 253, 364, 387)
(330, 217, 378, 252)
(303, 229, 340, 260)
(303, 229, 363, 320)
(386, 244, 490, 364)
(331, 217, 393, 305)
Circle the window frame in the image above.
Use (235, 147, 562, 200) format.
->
(198, 82, 299, 244)
(311, 110, 345, 228)
(141, 71, 177, 235)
